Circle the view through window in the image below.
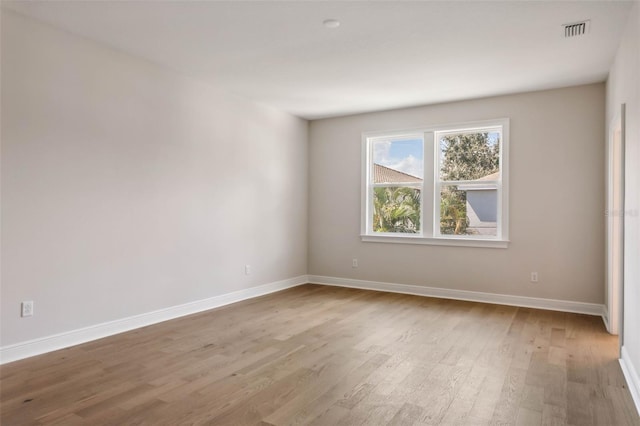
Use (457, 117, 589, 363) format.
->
(371, 137, 423, 233)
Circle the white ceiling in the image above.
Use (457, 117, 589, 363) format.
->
(3, 1, 635, 119)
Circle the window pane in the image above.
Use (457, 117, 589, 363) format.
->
(439, 130, 500, 182)
(440, 185, 497, 236)
(373, 186, 421, 233)
(372, 137, 423, 182)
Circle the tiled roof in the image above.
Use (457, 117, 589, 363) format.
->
(374, 164, 422, 183)
(475, 171, 500, 181)
(457, 170, 500, 191)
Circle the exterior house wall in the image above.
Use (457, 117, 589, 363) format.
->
(466, 190, 497, 235)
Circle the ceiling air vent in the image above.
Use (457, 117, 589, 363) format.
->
(563, 20, 590, 38)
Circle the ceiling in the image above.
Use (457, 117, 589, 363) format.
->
(3, 1, 635, 120)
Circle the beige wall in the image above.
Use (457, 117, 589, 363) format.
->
(1, 12, 308, 346)
(309, 84, 605, 304)
(607, 1, 640, 401)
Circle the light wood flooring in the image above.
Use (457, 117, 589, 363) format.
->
(1, 284, 638, 425)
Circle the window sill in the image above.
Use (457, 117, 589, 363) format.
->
(360, 234, 509, 249)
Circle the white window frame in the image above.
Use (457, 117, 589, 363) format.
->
(361, 118, 509, 249)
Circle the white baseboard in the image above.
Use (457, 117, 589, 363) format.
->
(602, 304, 611, 333)
(0, 275, 308, 365)
(620, 346, 640, 416)
(308, 275, 605, 316)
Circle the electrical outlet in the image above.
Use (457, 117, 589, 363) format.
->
(245, 265, 251, 275)
(530, 272, 539, 283)
(352, 258, 358, 268)
(21, 301, 34, 317)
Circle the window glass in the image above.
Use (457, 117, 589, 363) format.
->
(373, 186, 421, 233)
(370, 137, 423, 234)
(372, 138, 424, 181)
(439, 185, 497, 237)
(438, 130, 500, 182)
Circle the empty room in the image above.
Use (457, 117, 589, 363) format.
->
(1, 1, 639, 425)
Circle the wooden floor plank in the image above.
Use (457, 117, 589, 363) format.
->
(1, 284, 637, 425)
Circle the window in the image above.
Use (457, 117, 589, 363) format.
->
(362, 119, 509, 248)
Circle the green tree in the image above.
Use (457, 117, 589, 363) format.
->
(439, 188, 468, 234)
(439, 132, 499, 234)
(373, 187, 421, 233)
(440, 132, 500, 181)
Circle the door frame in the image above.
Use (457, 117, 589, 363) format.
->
(606, 104, 625, 338)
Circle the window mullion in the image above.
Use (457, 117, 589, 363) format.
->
(423, 131, 435, 238)
(496, 183, 502, 239)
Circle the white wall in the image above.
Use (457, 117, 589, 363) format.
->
(1, 11, 308, 347)
(607, 1, 640, 410)
(309, 84, 605, 304)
